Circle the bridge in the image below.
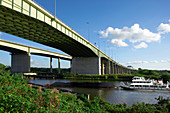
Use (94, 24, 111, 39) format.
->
(0, 0, 135, 74)
(0, 39, 72, 73)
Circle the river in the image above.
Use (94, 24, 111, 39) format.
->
(29, 79, 170, 106)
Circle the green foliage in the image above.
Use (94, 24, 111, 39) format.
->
(138, 69, 159, 76)
(133, 69, 162, 80)
(0, 63, 11, 74)
(60, 73, 134, 81)
(0, 63, 5, 70)
(0, 63, 6, 74)
(162, 72, 170, 82)
(31, 67, 71, 74)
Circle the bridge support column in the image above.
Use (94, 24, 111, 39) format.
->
(72, 57, 101, 75)
(106, 60, 110, 74)
(101, 59, 105, 75)
(121, 67, 123, 74)
(111, 63, 113, 74)
(117, 66, 120, 74)
(114, 64, 116, 74)
(119, 66, 121, 74)
(50, 57, 53, 73)
(11, 53, 30, 73)
(58, 58, 61, 74)
(125, 69, 128, 74)
(112, 63, 115, 74)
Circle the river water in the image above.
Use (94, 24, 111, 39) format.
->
(29, 79, 170, 106)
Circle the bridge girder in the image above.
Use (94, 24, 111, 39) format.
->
(0, 5, 97, 57)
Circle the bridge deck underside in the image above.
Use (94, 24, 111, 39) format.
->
(0, 45, 26, 53)
(0, 5, 97, 57)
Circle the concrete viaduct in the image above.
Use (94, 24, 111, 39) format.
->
(0, 0, 136, 75)
(0, 39, 72, 73)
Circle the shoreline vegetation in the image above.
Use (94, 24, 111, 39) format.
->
(0, 63, 170, 112)
(30, 66, 170, 82)
(32, 71, 170, 83)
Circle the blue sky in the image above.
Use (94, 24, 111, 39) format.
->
(0, 0, 170, 70)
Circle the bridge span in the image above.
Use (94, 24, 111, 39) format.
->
(0, 0, 136, 74)
(0, 39, 72, 73)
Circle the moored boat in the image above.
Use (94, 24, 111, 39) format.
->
(120, 76, 170, 91)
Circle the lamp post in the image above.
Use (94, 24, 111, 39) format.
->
(103, 41, 106, 53)
(55, 0, 56, 17)
(98, 34, 100, 49)
(87, 22, 90, 41)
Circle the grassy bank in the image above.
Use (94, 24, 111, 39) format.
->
(59, 73, 134, 81)
(57, 69, 170, 82)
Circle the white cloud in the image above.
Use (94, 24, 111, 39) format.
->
(110, 39, 128, 47)
(160, 60, 167, 63)
(150, 60, 159, 63)
(99, 24, 161, 48)
(127, 61, 149, 65)
(99, 24, 161, 43)
(31, 59, 48, 67)
(134, 42, 148, 49)
(43, 57, 50, 60)
(31, 59, 39, 66)
(127, 60, 170, 65)
(158, 23, 170, 33)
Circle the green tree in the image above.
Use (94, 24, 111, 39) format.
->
(162, 72, 170, 82)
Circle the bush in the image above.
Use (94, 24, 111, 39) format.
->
(162, 72, 170, 82)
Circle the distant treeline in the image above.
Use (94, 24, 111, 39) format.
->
(133, 68, 170, 82)
(0, 63, 170, 82)
(30, 67, 71, 74)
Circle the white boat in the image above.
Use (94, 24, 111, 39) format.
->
(120, 76, 170, 91)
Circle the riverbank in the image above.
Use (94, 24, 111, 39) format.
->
(25, 73, 134, 81)
(0, 72, 170, 112)
(26, 73, 165, 82)
(28, 67, 170, 82)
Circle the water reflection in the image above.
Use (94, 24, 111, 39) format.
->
(29, 79, 170, 106)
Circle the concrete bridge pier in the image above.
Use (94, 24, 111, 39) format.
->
(113, 63, 116, 74)
(72, 57, 101, 75)
(111, 63, 114, 74)
(50, 57, 53, 73)
(101, 58, 112, 75)
(116, 65, 119, 74)
(11, 52, 30, 73)
(106, 60, 111, 74)
(101, 59, 105, 75)
(50, 57, 61, 73)
(123, 68, 126, 73)
(125, 68, 127, 73)
(58, 58, 61, 73)
(119, 66, 122, 74)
